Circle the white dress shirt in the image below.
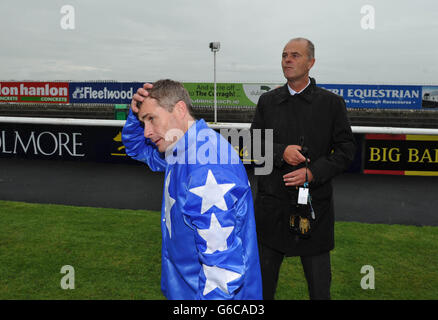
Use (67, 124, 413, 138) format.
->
(287, 78, 311, 96)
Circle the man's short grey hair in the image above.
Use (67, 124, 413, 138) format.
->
(287, 37, 315, 60)
(146, 79, 195, 117)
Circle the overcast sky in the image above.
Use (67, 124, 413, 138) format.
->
(0, 0, 437, 85)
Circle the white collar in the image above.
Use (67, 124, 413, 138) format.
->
(287, 78, 311, 96)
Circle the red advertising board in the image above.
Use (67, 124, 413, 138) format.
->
(0, 82, 69, 103)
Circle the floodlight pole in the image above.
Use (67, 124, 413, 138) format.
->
(209, 42, 220, 123)
(213, 50, 217, 123)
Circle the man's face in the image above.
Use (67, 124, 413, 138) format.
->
(138, 98, 183, 153)
(281, 40, 315, 82)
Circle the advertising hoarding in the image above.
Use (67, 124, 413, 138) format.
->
(2, 119, 436, 177)
(0, 123, 135, 164)
(0, 82, 69, 103)
(1, 81, 436, 110)
(69, 82, 143, 104)
(183, 83, 282, 107)
(319, 84, 423, 109)
(364, 134, 438, 176)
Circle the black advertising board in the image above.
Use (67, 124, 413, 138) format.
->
(364, 134, 438, 176)
(0, 123, 135, 164)
(0, 122, 365, 175)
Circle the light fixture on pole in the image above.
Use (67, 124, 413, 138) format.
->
(209, 42, 220, 123)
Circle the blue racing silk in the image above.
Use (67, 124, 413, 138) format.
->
(122, 109, 262, 300)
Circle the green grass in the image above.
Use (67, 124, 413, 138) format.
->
(0, 200, 163, 299)
(0, 200, 437, 300)
(277, 222, 438, 300)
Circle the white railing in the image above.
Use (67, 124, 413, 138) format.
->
(1, 116, 438, 135)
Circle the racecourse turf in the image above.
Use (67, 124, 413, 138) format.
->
(0, 200, 437, 300)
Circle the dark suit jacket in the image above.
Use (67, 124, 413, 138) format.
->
(250, 78, 356, 256)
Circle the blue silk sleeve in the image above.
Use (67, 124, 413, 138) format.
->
(121, 109, 167, 172)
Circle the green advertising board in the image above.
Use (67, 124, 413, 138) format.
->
(182, 83, 283, 108)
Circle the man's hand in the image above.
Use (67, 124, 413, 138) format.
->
(283, 145, 309, 166)
(283, 167, 313, 187)
(131, 83, 154, 113)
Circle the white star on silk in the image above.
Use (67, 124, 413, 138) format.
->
(189, 170, 235, 214)
(202, 264, 242, 296)
(164, 170, 176, 238)
(197, 213, 234, 254)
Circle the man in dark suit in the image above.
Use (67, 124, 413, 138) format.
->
(251, 38, 356, 300)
